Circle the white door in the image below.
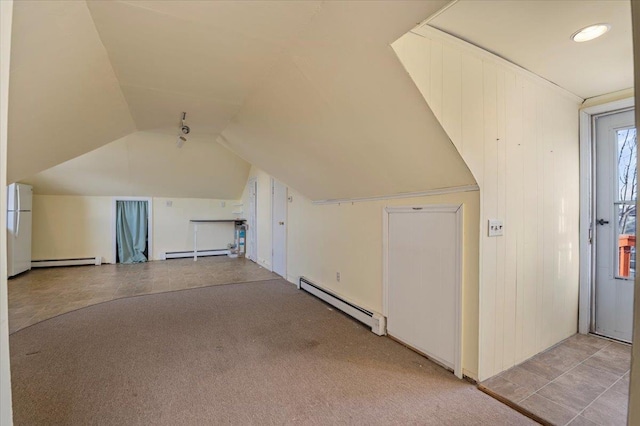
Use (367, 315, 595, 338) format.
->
(247, 179, 258, 262)
(594, 109, 636, 342)
(272, 179, 287, 278)
(386, 206, 461, 376)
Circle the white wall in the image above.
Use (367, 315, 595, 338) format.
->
(32, 195, 240, 264)
(393, 29, 582, 381)
(0, 1, 14, 423)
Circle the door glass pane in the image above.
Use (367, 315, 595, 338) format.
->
(617, 203, 636, 279)
(617, 127, 637, 202)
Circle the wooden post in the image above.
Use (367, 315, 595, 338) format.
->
(618, 234, 636, 277)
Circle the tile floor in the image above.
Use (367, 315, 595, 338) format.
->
(480, 334, 631, 426)
(8, 256, 278, 333)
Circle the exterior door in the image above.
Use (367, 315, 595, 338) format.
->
(272, 179, 287, 278)
(386, 206, 461, 376)
(594, 109, 636, 342)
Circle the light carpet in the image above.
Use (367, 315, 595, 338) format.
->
(10, 279, 536, 425)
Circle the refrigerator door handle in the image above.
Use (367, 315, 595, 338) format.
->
(15, 210, 20, 237)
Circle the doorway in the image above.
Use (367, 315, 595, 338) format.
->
(383, 205, 462, 378)
(246, 178, 258, 263)
(594, 109, 636, 342)
(113, 198, 152, 264)
(271, 179, 287, 278)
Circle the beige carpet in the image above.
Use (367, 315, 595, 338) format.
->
(10, 279, 535, 425)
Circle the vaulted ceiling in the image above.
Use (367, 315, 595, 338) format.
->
(10, 1, 477, 200)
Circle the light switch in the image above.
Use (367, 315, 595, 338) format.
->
(220, 201, 226, 207)
(488, 219, 504, 237)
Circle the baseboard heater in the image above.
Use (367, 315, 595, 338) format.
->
(162, 249, 230, 260)
(32, 257, 102, 268)
(299, 277, 386, 336)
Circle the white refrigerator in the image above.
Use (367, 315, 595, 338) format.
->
(7, 183, 32, 277)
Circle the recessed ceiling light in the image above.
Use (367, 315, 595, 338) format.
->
(571, 24, 611, 42)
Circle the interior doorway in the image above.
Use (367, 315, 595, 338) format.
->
(113, 198, 152, 264)
(246, 178, 258, 263)
(271, 179, 287, 278)
(594, 109, 636, 342)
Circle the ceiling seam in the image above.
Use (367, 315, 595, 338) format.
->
(84, 0, 138, 133)
(216, 1, 326, 150)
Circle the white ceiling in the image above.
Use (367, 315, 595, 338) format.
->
(424, 0, 633, 99)
(11, 0, 477, 200)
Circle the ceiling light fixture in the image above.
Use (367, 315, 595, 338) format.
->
(176, 112, 190, 148)
(571, 23, 611, 42)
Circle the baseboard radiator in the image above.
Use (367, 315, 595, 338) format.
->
(161, 249, 230, 260)
(299, 277, 386, 336)
(32, 257, 102, 268)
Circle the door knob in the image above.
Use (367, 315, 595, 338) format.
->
(596, 219, 610, 225)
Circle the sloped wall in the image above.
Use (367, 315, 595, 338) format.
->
(393, 28, 582, 380)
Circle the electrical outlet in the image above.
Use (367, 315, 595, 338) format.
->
(220, 201, 226, 208)
(488, 219, 504, 237)
(336, 272, 340, 282)
(166, 200, 173, 207)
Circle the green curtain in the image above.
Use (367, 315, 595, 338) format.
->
(116, 201, 148, 264)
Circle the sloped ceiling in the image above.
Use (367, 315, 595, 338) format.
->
(425, 0, 632, 99)
(12, 0, 476, 201)
(8, 0, 135, 183)
(23, 131, 250, 199)
(220, 1, 476, 200)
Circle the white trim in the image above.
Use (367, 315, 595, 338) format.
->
(112, 197, 153, 263)
(578, 97, 635, 334)
(382, 203, 464, 379)
(271, 178, 288, 278)
(410, 26, 583, 105)
(313, 184, 479, 205)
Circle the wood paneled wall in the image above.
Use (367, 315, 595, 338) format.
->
(393, 28, 582, 380)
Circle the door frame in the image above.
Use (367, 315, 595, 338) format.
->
(382, 204, 463, 379)
(579, 97, 635, 334)
(112, 196, 153, 264)
(246, 177, 258, 263)
(271, 178, 287, 278)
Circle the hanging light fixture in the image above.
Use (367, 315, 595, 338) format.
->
(176, 112, 190, 148)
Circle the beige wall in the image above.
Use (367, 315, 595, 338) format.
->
(288, 189, 481, 379)
(394, 28, 582, 381)
(153, 197, 239, 258)
(32, 196, 113, 262)
(32, 195, 240, 264)
(0, 0, 13, 423)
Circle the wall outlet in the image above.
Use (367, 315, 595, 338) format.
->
(220, 201, 226, 208)
(336, 272, 341, 282)
(166, 200, 173, 207)
(488, 219, 504, 237)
